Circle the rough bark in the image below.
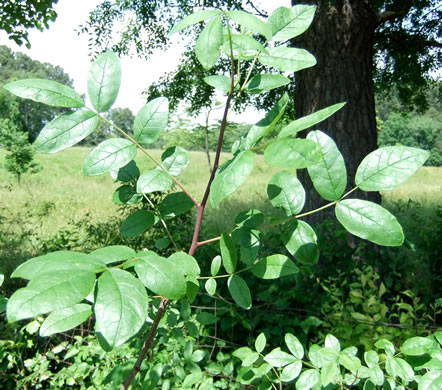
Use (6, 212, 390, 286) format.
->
(292, 0, 381, 224)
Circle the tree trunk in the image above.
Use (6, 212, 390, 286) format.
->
(292, 0, 381, 225)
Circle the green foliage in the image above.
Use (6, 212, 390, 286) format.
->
(378, 111, 442, 166)
(0, 119, 40, 184)
(0, 0, 58, 47)
(1, 6, 438, 389)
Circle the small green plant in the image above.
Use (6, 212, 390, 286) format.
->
(2, 5, 439, 389)
(0, 119, 40, 184)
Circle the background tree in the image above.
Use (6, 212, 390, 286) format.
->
(0, 45, 74, 141)
(0, 0, 59, 47)
(80, 0, 441, 218)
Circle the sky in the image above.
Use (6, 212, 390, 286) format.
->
(1, 0, 291, 123)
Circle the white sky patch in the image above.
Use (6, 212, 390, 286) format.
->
(0, 0, 292, 122)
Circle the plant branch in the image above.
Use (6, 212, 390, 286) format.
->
(94, 110, 199, 207)
(120, 298, 169, 390)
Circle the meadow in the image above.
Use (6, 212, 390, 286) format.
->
(1, 146, 441, 239)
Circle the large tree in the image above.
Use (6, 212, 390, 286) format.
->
(81, 0, 441, 216)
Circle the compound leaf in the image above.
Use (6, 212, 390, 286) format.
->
(120, 210, 156, 237)
(4, 78, 84, 108)
(355, 146, 430, 191)
(252, 254, 299, 279)
(169, 9, 222, 35)
(335, 199, 404, 246)
(88, 51, 121, 112)
(267, 171, 305, 216)
(264, 139, 321, 169)
(210, 150, 255, 208)
(95, 269, 148, 348)
(228, 275, 251, 310)
(306, 130, 347, 201)
(40, 304, 92, 337)
(195, 16, 223, 69)
(8, 271, 95, 322)
(259, 47, 316, 72)
(34, 110, 98, 153)
(269, 5, 316, 41)
(279, 102, 346, 138)
(137, 169, 173, 193)
(134, 97, 169, 145)
(135, 252, 187, 300)
(83, 138, 137, 176)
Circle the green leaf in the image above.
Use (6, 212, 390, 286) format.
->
(137, 169, 173, 193)
(245, 74, 290, 94)
(264, 139, 321, 169)
(4, 78, 84, 108)
(112, 185, 142, 205)
(264, 348, 296, 367)
(33, 110, 98, 153)
(134, 97, 169, 145)
(169, 9, 222, 35)
(355, 146, 430, 191)
(135, 251, 187, 300)
(89, 246, 136, 265)
(385, 357, 414, 382)
(220, 233, 237, 273)
(235, 209, 265, 228)
(226, 11, 272, 40)
(228, 275, 251, 310)
(161, 146, 190, 177)
(335, 199, 404, 246)
(375, 339, 395, 356)
(0, 274, 3, 287)
(259, 47, 316, 72)
(7, 271, 95, 322)
(321, 362, 340, 387)
(296, 369, 320, 390)
(279, 102, 346, 138)
(120, 209, 156, 237)
(364, 351, 379, 368)
(210, 150, 255, 208)
(158, 192, 195, 218)
(269, 5, 316, 41)
(402, 337, 436, 356)
(255, 332, 267, 353)
(204, 75, 232, 93)
(285, 333, 304, 359)
(325, 335, 341, 352)
(306, 130, 347, 201)
(168, 252, 200, 277)
(281, 361, 302, 382)
(252, 254, 299, 279)
(283, 220, 319, 265)
(110, 160, 140, 182)
(205, 279, 217, 296)
(210, 256, 221, 276)
(222, 34, 267, 60)
(267, 171, 305, 216)
(12, 251, 105, 280)
(40, 304, 92, 337)
(88, 51, 121, 112)
(195, 16, 223, 70)
(241, 93, 288, 150)
(83, 138, 137, 176)
(95, 269, 148, 348)
(232, 227, 260, 265)
(339, 352, 362, 372)
(419, 371, 442, 390)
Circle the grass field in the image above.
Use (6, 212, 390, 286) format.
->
(1, 147, 441, 239)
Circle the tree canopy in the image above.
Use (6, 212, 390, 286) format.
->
(0, 0, 59, 47)
(80, 0, 441, 114)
